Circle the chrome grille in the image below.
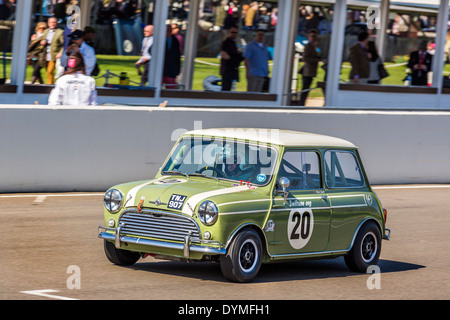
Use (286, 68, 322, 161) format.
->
(118, 210, 201, 242)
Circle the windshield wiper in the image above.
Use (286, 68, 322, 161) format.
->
(162, 170, 188, 178)
(188, 173, 219, 182)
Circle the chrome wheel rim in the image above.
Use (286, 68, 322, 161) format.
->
(361, 231, 378, 263)
(239, 239, 258, 273)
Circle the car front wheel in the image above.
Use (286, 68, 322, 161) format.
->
(220, 229, 262, 283)
(104, 240, 140, 266)
(344, 221, 382, 273)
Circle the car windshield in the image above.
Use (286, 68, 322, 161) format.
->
(162, 137, 278, 185)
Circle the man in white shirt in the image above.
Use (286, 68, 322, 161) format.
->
(60, 29, 97, 76)
(48, 52, 97, 106)
(135, 25, 154, 86)
(48, 72, 97, 106)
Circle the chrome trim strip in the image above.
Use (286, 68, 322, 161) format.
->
(270, 249, 348, 259)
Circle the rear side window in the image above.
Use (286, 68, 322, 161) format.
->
(324, 151, 364, 188)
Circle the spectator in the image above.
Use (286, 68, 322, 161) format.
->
(135, 24, 154, 86)
(408, 40, 432, 86)
(244, 2, 258, 30)
(0, 0, 12, 20)
(348, 31, 370, 83)
(61, 29, 97, 76)
(243, 29, 270, 92)
(171, 23, 184, 53)
(162, 24, 181, 89)
(83, 26, 100, 76)
(83, 26, 96, 48)
(298, 30, 321, 106)
(28, 22, 48, 84)
(220, 26, 244, 91)
(367, 41, 382, 84)
(48, 52, 97, 106)
(40, 17, 64, 84)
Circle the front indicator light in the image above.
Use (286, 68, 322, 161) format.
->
(203, 231, 211, 240)
(108, 219, 116, 227)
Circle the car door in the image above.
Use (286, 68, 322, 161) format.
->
(268, 149, 331, 256)
(323, 149, 371, 251)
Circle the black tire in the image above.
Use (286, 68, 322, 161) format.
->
(220, 229, 262, 283)
(104, 240, 140, 266)
(344, 221, 382, 273)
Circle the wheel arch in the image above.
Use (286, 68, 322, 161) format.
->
(347, 218, 382, 252)
(225, 223, 269, 258)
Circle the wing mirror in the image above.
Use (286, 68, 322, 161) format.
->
(276, 177, 290, 204)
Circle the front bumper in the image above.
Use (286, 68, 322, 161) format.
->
(98, 225, 226, 258)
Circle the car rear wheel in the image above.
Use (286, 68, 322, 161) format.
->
(220, 229, 262, 282)
(104, 239, 140, 266)
(344, 221, 382, 273)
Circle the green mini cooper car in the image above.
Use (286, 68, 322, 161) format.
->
(99, 128, 390, 282)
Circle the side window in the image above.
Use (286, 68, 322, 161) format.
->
(278, 151, 321, 190)
(324, 151, 364, 188)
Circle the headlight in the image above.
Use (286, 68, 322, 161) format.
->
(198, 201, 218, 226)
(104, 189, 123, 213)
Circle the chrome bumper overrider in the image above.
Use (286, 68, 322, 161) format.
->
(384, 228, 391, 240)
(98, 225, 226, 258)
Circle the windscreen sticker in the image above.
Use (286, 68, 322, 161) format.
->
(256, 173, 267, 183)
(168, 194, 187, 210)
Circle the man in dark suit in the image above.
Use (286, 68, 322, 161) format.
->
(408, 40, 432, 86)
(162, 24, 181, 89)
(299, 29, 322, 105)
(348, 31, 370, 83)
(220, 26, 244, 91)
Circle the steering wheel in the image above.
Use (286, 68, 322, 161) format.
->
(196, 166, 227, 178)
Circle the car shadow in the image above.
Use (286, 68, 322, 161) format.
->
(128, 257, 425, 283)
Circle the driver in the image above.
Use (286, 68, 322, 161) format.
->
(224, 154, 253, 182)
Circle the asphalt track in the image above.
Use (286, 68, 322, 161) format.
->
(1, 185, 449, 302)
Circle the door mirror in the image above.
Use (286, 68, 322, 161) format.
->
(276, 177, 290, 205)
(278, 177, 290, 191)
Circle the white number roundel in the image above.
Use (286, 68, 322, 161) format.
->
(287, 209, 314, 249)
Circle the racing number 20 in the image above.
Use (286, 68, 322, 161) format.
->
(287, 209, 314, 250)
(290, 211, 311, 240)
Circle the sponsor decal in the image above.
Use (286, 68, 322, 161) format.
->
(265, 220, 275, 232)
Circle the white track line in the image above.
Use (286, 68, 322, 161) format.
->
(0, 193, 104, 198)
(20, 289, 78, 300)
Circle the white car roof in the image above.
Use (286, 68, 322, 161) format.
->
(184, 128, 357, 148)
